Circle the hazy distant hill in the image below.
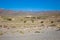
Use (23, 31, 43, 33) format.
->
(0, 9, 60, 16)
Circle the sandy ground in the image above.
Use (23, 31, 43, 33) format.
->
(0, 26, 60, 40)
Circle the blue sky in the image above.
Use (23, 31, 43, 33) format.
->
(0, 0, 60, 11)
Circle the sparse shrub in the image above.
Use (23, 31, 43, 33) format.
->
(31, 17, 36, 19)
(20, 19, 23, 21)
(0, 25, 2, 28)
(35, 31, 40, 33)
(11, 26, 16, 28)
(3, 16, 12, 21)
(0, 31, 3, 35)
(31, 19, 34, 23)
(40, 21, 44, 23)
(24, 20, 26, 23)
(49, 24, 56, 26)
(57, 20, 60, 22)
(51, 21, 54, 23)
(7, 18, 12, 21)
(41, 24, 44, 26)
(3, 25, 8, 28)
(19, 31, 24, 34)
(37, 17, 40, 19)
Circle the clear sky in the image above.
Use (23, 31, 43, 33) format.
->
(0, 0, 60, 11)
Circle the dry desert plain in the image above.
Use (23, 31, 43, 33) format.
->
(0, 10, 60, 40)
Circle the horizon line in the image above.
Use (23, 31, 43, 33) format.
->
(0, 8, 59, 12)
